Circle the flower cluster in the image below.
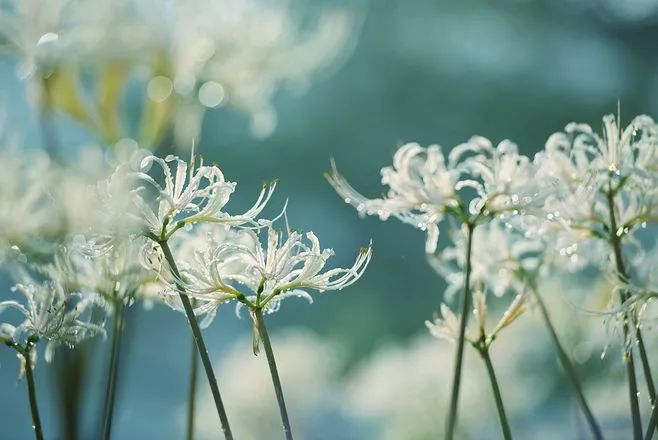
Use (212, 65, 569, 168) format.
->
(328, 138, 537, 253)
(428, 219, 543, 299)
(532, 114, 658, 270)
(0, 0, 358, 143)
(155, 224, 372, 322)
(0, 275, 104, 371)
(330, 113, 658, 334)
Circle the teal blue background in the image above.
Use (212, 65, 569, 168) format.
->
(2, 0, 658, 438)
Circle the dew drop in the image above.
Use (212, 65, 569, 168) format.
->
(37, 32, 59, 46)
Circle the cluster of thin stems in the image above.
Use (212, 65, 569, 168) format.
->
(153, 235, 294, 440)
(444, 187, 656, 440)
(11, 236, 296, 440)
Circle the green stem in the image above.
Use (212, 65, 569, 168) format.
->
(101, 302, 125, 440)
(636, 328, 656, 404)
(22, 343, 44, 440)
(607, 190, 643, 439)
(158, 240, 233, 440)
(187, 335, 198, 440)
(253, 308, 293, 440)
(446, 223, 475, 440)
(530, 283, 603, 440)
(37, 76, 60, 159)
(646, 404, 658, 440)
(478, 344, 512, 440)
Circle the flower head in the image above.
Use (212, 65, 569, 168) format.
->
(47, 237, 156, 311)
(428, 219, 543, 299)
(531, 113, 658, 268)
(0, 276, 104, 369)
(153, 223, 371, 324)
(132, 154, 276, 239)
(426, 291, 529, 347)
(328, 138, 535, 253)
(424, 303, 460, 343)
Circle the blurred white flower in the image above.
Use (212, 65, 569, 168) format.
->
(426, 291, 529, 347)
(424, 303, 460, 343)
(0, 146, 56, 255)
(0, 138, 152, 267)
(429, 219, 543, 299)
(0, 276, 104, 369)
(0, 0, 359, 140)
(46, 237, 156, 312)
(152, 0, 357, 138)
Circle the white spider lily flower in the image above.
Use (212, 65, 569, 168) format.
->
(133, 154, 276, 239)
(426, 292, 529, 346)
(428, 220, 543, 299)
(452, 136, 538, 216)
(157, 224, 371, 321)
(536, 114, 658, 215)
(0, 146, 57, 255)
(153, 0, 357, 138)
(327, 143, 459, 254)
(490, 293, 529, 338)
(531, 114, 658, 269)
(233, 226, 372, 314)
(328, 139, 535, 254)
(145, 224, 258, 327)
(0, 278, 104, 371)
(575, 114, 657, 179)
(1, 0, 358, 141)
(46, 237, 156, 311)
(425, 304, 461, 343)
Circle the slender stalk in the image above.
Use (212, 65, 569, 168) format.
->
(530, 283, 603, 440)
(101, 302, 125, 440)
(446, 222, 475, 440)
(646, 404, 658, 440)
(478, 344, 512, 440)
(636, 326, 656, 439)
(56, 345, 86, 440)
(253, 308, 293, 440)
(636, 325, 656, 404)
(607, 190, 643, 439)
(186, 335, 199, 440)
(22, 343, 44, 440)
(158, 240, 233, 440)
(36, 76, 60, 159)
